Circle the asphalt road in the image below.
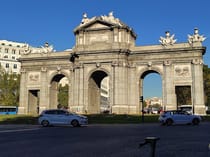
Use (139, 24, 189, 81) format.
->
(0, 123, 209, 157)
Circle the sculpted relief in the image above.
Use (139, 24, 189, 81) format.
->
(28, 72, 40, 82)
(80, 11, 124, 27)
(174, 65, 191, 77)
(159, 31, 177, 46)
(188, 28, 206, 45)
(22, 42, 54, 55)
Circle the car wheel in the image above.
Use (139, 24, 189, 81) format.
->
(166, 119, 173, 126)
(41, 120, 49, 127)
(71, 120, 79, 127)
(192, 118, 200, 125)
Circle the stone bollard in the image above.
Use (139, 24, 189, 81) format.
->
(139, 137, 160, 157)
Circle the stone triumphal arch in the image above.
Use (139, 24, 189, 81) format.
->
(19, 12, 206, 115)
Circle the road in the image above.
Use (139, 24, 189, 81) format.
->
(0, 123, 209, 157)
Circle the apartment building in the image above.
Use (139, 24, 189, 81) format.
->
(0, 40, 25, 74)
(100, 77, 110, 112)
(145, 97, 163, 107)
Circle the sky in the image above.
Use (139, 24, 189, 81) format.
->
(0, 0, 209, 99)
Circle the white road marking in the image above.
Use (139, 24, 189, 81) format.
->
(0, 128, 40, 133)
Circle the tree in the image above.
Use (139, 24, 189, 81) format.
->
(143, 101, 147, 108)
(0, 66, 20, 106)
(175, 86, 191, 106)
(203, 64, 210, 108)
(58, 84, 68, 108)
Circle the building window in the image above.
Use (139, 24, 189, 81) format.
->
(13, 64, 17, 69)
(5, 48, 9, 53)
(12, 56, 15, 60)
(12, 49, 16, 54)
(5, 63, 9, 68)
(4, 55, 8, 58)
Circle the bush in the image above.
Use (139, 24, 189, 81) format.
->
(0, 115, 38, 124)
(86, 114, 159, 124)
(0, 114, 209, 125)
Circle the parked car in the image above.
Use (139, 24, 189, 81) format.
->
(158, 110, 201, 126)
(143, 108, 150, 114)
(151, 107, 159, 114)
(38, 109, 88, 127)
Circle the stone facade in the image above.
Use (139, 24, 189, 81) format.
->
(19, 13, 206, 115)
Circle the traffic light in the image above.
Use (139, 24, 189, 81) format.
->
(140, 96, 143, 102)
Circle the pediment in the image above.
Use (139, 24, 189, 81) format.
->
(74, 13, 137, 39)
(87, 22, 110, 30)
(74, 19, 117, 33)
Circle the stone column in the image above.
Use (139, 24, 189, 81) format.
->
(111, 61, 129, 114)
(39, 67, 48, 113)
(78, 64, 85, 113)
(71, 63, 84, 113)
(109, 63, 115, 114)
(192, 59, 206, 115)
(68, 68, 74, 112)
(163, 61, 176, 110)
(18, 69, 27, 114)
(127, 63, 138, 114)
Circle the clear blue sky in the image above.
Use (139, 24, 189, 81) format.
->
(1, 0, 209, 99)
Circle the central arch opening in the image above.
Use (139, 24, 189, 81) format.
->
(88, 70, 109, 114)
(140, 70, 162, 114)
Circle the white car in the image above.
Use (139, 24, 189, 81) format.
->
(158, 110, 201, 126)
(38, 109, 88, 127)
(151, 107, 159, 114)
(178, 105, 193, 114)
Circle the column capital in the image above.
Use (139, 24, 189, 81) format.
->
(191, 59, 203, 65)
(41, 67, 47, 72)
(163, 60, 172, 66)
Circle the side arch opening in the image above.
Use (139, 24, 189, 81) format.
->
(49, 74, 69, 109)
(88, 70, 110, 114)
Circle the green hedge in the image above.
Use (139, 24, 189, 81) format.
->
(86, 114, 159, 124)
(0, 114, 159, 124)
(0, 114, 209, 125)
(0, 115, 38, 124)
